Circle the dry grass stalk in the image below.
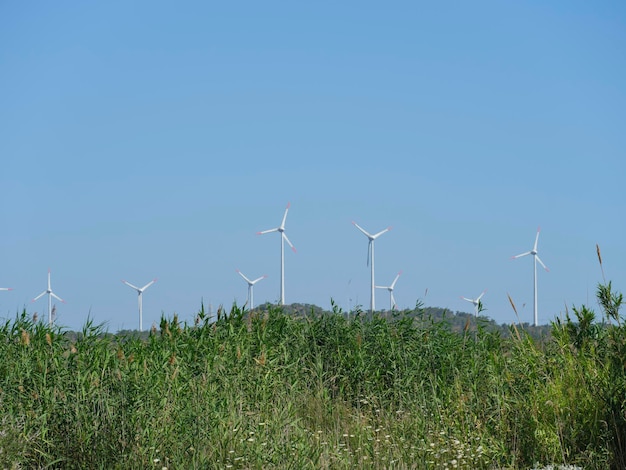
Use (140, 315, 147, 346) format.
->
(21, 329, 30, 346)
(597, 243, 606, 283)
(507, 293, 523, 341)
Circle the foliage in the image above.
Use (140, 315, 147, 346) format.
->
(0, 279, 625, 469)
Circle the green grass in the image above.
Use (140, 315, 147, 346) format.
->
(0, 282, 624, 469)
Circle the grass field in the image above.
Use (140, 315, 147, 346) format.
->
(0, 278, 624, 469)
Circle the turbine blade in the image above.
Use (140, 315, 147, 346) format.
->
(283, 233, 296, 252)
(237, 270, 252, 284)
(511, 251, 532, 259)
(372, 226, 392, 239)
(366, 240, 371, 266)
(391, 292, 397, 309)
(257, 228, 279, 235)
(534, 226, 541, 252)
(280, 202, 290, 229)
(141, 279, 157, 291)
(536, 255, 549, 272)
(352, 221, 373, 239)
(251, 275, 267, 284)
(460, 296, 473, 303)
(122, 280, 140, 291)
(51, 292, 65, 303)
(477, 289, 487, 301)
(0, 288, 12, 291)
(32, 291, 47, 302)
(390, 271, 402, 288)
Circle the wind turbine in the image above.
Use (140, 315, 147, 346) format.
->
(236, 270, 267, 310)
(512, 226, 549, 326)
(32, 269, 65, 326)
(460, 289, 487, 316)
(257, 202, 296, 305)
(122, 278, 157, 332)
(375, 270, 402, 311)
(352, 221, 392, 315)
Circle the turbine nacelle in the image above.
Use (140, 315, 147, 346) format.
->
(122, 279, 158, 294)
(512, 227, 549, 271)
(352, 221, 392, 266)
(352, 221, 392, 242)
(236, 269, 268, 287)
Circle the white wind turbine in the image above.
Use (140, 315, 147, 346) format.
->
(352, 221, 392, 315)
(461, 289, 487, 316)
(236, 270, 267, 310)
(512, 226, 549, 327)
(122, 278, 157, 332)
(257, 202, 296, 305)
(32, 269, 65, 326)
(375, 271, 402, 311)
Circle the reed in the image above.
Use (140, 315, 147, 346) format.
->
(0, 272, 623, 468)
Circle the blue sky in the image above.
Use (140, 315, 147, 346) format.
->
(1, 1, 624, 331)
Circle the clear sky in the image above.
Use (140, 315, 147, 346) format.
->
(1, 1, 624, 332)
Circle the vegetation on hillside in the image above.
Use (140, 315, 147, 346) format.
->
(256, 302, 555, 341)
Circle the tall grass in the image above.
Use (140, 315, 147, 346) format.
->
(0, 280, 624, 469)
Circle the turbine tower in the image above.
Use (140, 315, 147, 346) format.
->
(236, 270, 267, 310)
(352, 221, 391, 315)
(257, 202, 296, 305)
(32, 269, 65, 326)
(512, 226, 549, 326)
(461, 289, 487, 316)
(122, 279, 157, 332)
(375, 271, 402, 312)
